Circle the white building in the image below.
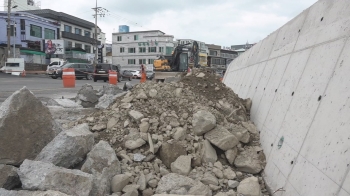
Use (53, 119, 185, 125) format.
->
(4, 0, 40, 11)
(112, 30, 175, 70)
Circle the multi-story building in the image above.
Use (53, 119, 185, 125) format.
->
(231, 42, 255, 55)
(23, 9, 101, 63)
(112, 30, 174, 70)
(220, 48, 238, 69)
(0, 11, 60, 66)
(176, 39, 208, 67)
(3, 0, 41, 11)
(206, 44, 226, 69)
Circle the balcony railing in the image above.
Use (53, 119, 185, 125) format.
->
(62, 31, 100, 45)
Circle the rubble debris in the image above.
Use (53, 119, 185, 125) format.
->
(0, 164, 21, 190)
(75, 84, 99, 108)
(35, 123, 94, 168)
(19, 159, 93, 196)
(0, 188, 69, 196)
(0, 87, 60, 166)
(1, 69, 270, 195)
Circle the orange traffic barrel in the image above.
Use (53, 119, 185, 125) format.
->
(62, 68, 75, 88)
(109, 70, 118, 85)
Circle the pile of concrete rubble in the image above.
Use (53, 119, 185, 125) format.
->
(0, 69, 269, 196)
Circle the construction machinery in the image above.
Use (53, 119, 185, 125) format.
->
(153, 41, 200, 82)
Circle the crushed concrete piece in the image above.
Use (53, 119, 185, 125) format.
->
(81, 141, 121, 196)
(142, 188, 154, 196)
(139, 121, 150, 133)
(148, 89, 158, 97)
(223, 168, 236, 180)
(171, 155, 192, 176)
(201, 172, 219, 186)
(137, 173, 146, 190)
(121, 95, 134, 103)
(204, 125, 239, 151)
(228, 180, 239, 189)
(128, 110, 144, 122)
(214, 161, 223, 170)
(122, 189, 138, 196)
(0, 87, 59, 166)
(234, 147, 265, 174)
(125, 138, 146, 150)
(107, 117, 119, 129)
(237, 177, 262, 196)
(122, 184, 140, 193)
(75, 84, 99, 108)
(200, 140, 218, 164)
(19, 160, 93, 196)
(35, 123, 94, 168)
(0, 164, 20, 190)
(111, 174, 131, 193)
(92, 123, 107, 132)
(212, 168, 223, 179)
(196, 73, 205, 78)
(192, 110, 216, 136)
(148, 179, 158, 188)
(133, 153, 146, 162)
(156, 173, 211, 195)
(120, 103, 132, 109)
(0, 188, 69, 196)
(159, 142, 187, 168)
(173, 127, 186, 140)
(136, 89, 148, 99)
(225, 148, 238, 165)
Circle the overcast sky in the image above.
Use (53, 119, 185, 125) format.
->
(4, 0, 317, 46)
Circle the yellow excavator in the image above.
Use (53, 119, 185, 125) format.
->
(153, 41, 200, 81)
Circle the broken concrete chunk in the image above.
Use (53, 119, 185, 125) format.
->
(148, 89, 158, 98)
(173, 127, 186, 140)
(125, 138, 146, 150)
(200, 140, 218, 164)
(92, 123, 107, 132)
(81, 141, 121, 196)
(0, 87, 58, 166)
(225, 147, 238, 165)
(159, 142, 187, 168)
(237, 177, 262, 196)
(234, 147, 264, 174)
(111, 174, 131, 193)
(128, 110, 144, 122)
(75, 84, 99, 108)
(201, 172, 219, 186)
(192, 110, 216, 136)
(136, 89, 148, 99)
(0, 164, 21, 190)
(19, 160, 93, 196)
(171, 155, 192, 176)
(204, 125, 239, 151)
(35, 123, 94, 168)
(139, 121, 150, 133)
(0, 188, 69, 196)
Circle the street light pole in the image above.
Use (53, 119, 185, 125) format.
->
(94, 0, 98, 67)
(6, 0, 12, 62)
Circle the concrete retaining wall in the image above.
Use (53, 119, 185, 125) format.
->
(223, 0, 350, 195)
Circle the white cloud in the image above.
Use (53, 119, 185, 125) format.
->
(2, 0, 318, 46)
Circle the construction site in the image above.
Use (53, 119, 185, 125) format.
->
(0, 0, 350, 196)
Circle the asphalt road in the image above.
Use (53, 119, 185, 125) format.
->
(0, 73, 140, 105)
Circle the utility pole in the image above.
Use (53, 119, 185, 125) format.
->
(6, 0, 12, 62)
(92, 0, 107, 67)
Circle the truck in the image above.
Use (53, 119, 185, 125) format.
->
(0, 58, 25, 76)
(46, 58, 67, 75)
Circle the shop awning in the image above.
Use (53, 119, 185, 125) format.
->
(20, 50, 46, 56)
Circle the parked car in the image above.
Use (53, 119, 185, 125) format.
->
(93, 63, 120, 82)
(120, 70, 133, 81)
(146, 71, 155, 80)
(48, 63, 94, 80)
(130, 70, 141, 78)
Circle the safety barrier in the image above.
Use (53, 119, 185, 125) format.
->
(108, 70, 118, 85)
(62, 68, 75, 88)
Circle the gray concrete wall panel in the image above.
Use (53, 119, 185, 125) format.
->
(222, 0, 350, 194)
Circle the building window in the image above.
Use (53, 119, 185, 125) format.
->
(44, 28, 55, 39)
(128, 48, 135, 53)
(139, 59, 146, 64)
(20, 19, 25, 30)
(139, 47, 146, 53)
(75, 43, 82, 48)
(66, 41, 72, 48)
(120, 47, 125, 53)
(75, 28, 82, 35)
(159, 47, 164, 53)
(30, 24, 42, 38)
(84, 30, 91, 37)
(117, 36, 122, 41)
(134, 35, 139, 40)
(64, 25, 72, 33)
(128, 59, 135, 64)
(148, 59, 154, 64)
(166, 47, 173, 55)
(85, 45, 91, 53)
(210, 50, 217, 56)
(148, 47, 156, 53)
(7, 25, 16, 36)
